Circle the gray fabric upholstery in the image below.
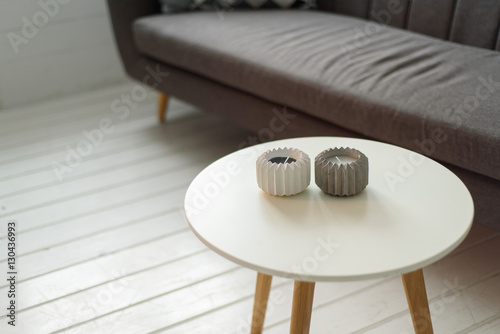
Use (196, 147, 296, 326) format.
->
(107, 0, 161, 78)
(369, 0, 410, 29)
(406, 0, 456, 39)
(449, 0, 500, 50)
(446, 163, 500, 232)
(318, 0, 500, 51)
(134, 61, 360, 139)
(333, 0, 370, 18)
(497, 28, 500, 51)
(133, 10, 500, 181)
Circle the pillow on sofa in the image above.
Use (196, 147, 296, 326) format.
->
(159, 0, 315, 13)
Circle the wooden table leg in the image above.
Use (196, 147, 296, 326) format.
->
(401, 269, 434, 334)
(251, 272, 273, 334)
(290, 280, 315, 334)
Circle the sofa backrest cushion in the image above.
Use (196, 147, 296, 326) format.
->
(317, 0, 500, 50)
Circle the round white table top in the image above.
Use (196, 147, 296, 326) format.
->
(184, 137, 474, 282)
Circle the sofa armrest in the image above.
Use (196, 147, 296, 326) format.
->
(107, 0, 161, 74)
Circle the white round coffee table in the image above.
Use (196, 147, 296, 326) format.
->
(184, 137, 474, 334)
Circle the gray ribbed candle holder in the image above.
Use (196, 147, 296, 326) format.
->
(315, 147, 369, 196)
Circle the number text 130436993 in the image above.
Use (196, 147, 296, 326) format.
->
(7, 221, 17, 327)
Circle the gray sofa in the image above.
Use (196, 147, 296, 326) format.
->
(107, 0, 500, 231)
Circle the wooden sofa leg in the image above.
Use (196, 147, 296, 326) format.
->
(158, 92, 169, 123)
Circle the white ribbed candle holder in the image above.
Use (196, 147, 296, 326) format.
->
(315, 147, 369, 196)
(256, 147, 310, 196)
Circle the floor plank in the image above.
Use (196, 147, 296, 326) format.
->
(0, 210, 189, 310)
(0, 106, 203, 174)
(55, 268, 258, 334)
(0, 112, 216, 190)
(0, 84, 137, 123)
(0, 252, 239, 334)
(358, 273, 500, 334)
(0, 129, 244, 217)
(464, 316, 500, 334)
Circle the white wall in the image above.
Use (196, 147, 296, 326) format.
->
(0, 0, 128, 110)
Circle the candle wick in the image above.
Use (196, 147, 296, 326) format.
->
(335, 156, 342, 163)
(284, 156, 290, 164)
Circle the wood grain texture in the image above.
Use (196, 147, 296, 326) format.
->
(290, 281, 316, 334)
(251, 272, 273, 334)
(401, 269, 434, 334)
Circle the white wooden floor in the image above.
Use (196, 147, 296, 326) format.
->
(0, 83, 499, 334)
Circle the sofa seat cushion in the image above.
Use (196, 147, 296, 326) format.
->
(133, 10, 500, 180)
